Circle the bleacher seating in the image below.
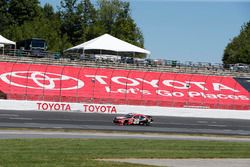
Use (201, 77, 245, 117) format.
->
(0, 60, 249, 110)
(0, 54, 249, 77)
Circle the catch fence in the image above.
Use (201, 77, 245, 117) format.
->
(0, 59, 249, 110)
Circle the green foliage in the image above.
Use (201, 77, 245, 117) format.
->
(96, 0, 144, 47)
(60, 0, 85, 45)
(0, 0, 145, 53)
(0, 0, 11, 32)
(3, 14, 68, 52)
(223, 21, 250, 65)
(8, 0, 41, 25)
(43, 3, 54, 19)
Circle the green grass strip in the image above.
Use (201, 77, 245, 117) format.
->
(0, 139, 250, 167)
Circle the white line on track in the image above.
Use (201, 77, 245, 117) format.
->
(0, 130, 250, 142)
(0, 114, 19, 117)
(9, 117, 33, 120)
(208, 124, 227, 127)
(197, 121, 208, 124)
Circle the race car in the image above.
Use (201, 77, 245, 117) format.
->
(113, 113, 153, 126)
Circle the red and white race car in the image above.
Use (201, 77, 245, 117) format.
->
(113, 113, 153, 126)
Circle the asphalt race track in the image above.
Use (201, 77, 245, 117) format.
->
(0, 110, 250, 136)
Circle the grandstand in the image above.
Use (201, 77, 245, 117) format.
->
(0, 53, 249, 77)
(0, 52, 249, 110)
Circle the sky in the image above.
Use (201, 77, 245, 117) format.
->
(39, 0, 250, 64)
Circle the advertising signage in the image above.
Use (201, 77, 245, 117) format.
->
(0, 62, 249, 109)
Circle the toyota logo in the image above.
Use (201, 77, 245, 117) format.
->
(0, 71, 84, 90)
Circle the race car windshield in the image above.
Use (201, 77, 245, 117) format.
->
(125, 114, 133, 118)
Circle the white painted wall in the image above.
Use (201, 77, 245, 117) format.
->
(0, 99, 250, 120)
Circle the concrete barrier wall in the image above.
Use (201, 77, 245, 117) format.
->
(1, 99, 250, 120)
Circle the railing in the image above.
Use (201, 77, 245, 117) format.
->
(0, 59, 249, 110)
(1, 49, 250, 76)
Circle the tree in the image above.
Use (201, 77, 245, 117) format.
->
(8, 0, 41, 25)
(4, 16, 68, 52)
(1, 0, 145, 54)
(0, 0, 11, 32)
(59, 0, 97, 45)
(111, 8, 144, 48)
(96, 0, 144, 48)
(223, 21, 250, 65)
(97, 0, 121, 33)
(43, 3, 54, 19)
(79, 0, 97, 41)
(60, 0, 83, 45)
(3, 1, 68, 53)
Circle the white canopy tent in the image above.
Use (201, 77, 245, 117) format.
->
(0, 35, 15, 45)
(0, 35, 16, 55)
(66, 34, 150, 55)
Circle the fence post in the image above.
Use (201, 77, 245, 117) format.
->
(59, 65, 66, 102)
(42, 64, 49, 101)
(92, 67, 100, 102)
(76, 65, 83, 103)
(25, 62, 33, 100)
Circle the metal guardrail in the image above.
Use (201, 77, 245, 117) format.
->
(0, 51, 249, 77)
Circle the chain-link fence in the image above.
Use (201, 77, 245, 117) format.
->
(0, 56, 249, 110)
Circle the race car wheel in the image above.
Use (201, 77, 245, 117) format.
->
(123, 121, 128, 126)
(144, 121, 150, 126)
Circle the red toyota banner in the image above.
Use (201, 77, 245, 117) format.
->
(0, 62, 249, 110)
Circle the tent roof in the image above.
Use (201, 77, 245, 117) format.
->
(66, 34, 150, 55)
(0, 35, 15, 45)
